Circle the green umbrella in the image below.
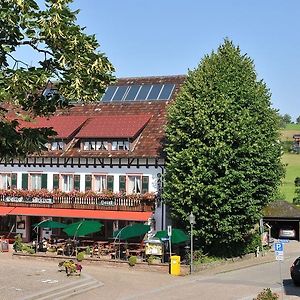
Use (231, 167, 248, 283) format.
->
(63, 220, 103, 238)
(33, 220, 67, 229)
(113, 223, 150, 240)
(154, 228, 189, 244)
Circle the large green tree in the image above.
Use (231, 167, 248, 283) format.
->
(0, 0, 114, 158)
(164, 40, 284, 256)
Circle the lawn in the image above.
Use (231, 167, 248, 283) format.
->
(280, 153, 300, 202)
(280, 124, 300, 141)
(285, 124, 300, 130)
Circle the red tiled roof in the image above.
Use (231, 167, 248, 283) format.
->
(75, 115, 151, 139)
(19, 116, 88, 139)
(12, 75, 186, 158)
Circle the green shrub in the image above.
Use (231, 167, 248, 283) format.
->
(253, 288, 279, 300)
(147, 255, 155, 264)
(192, 250, 219, 265)
(76, 252, 85, 262)
(13, 234, 23, 252)
(85, 246, 91, 255)
(293, 179, 300, 204)
(21, 244, 35, 254)
(242, 232, 261, 255)
(128, 255, 137, 267)
(281, 141, 293, 153)
(295, 177, 300, 186)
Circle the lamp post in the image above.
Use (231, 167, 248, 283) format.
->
(189, 212, 196, 274)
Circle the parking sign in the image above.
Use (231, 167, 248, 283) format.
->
(274, 243, 283, 252)
(274, 243, 284, 261)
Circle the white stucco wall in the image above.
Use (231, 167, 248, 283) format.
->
(0, 163, 166, 231)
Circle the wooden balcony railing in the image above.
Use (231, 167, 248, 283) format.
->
(0, 192, 156, 212)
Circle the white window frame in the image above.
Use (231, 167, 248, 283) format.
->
(93, 174, 108, 193)
(51, 141, 64, 150)
(95, 141, 108, 150)
(30, 173, 42, 191)
(83, 140, 108, 151)
(127, 175, 142, 194)
(0, 173, 12, 189)
(112, 140, 130, 151)
(61, 174, 74, 192)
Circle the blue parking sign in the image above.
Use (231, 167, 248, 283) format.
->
(274, 242, 283, 252)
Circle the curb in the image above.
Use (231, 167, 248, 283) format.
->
(22, 272, 103, 300)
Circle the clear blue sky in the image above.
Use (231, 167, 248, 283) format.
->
(20, 0, 299, 120)
(69, 0, 299, 120)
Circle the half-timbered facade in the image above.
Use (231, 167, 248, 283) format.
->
(0, 75, 185, 241)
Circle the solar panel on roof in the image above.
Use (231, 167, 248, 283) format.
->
(136, 85, 152, 100)
(100, 83, 176, 102)
(158, 84, 175, 100)
(112, 86, 128, 101)
(102, 86, 117, 101)
(147, 84, 163, 100)
(124, 85, 141, 101)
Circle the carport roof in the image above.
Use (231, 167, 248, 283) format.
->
(263, 200, 300, 218)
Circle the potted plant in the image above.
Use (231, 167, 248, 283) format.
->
(128, 255, 137, 267)
(59, 260, 82, 276)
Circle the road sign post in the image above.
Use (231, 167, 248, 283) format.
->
(167, 225, 172, 261)
(274, 242, 284, 300)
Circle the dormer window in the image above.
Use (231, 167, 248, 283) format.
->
(96, 141, 108, 150)
(112, 140, 130, 151)
(83, 140, 108, 151)
(51, 141, 65, 150)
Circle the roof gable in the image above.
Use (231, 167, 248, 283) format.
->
(75, 115, 151, 139)
(19, 115, 88, 139)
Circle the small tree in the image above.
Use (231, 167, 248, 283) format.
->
(281, 114, 292, 125)
(296, 116, 300, 124)
(164, 40, 284, 256)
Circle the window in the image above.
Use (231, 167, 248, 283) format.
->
(51, 141, 65, 150)
(119, 175, 149, 194)
(0, 174, 12, 189)
(94, 175, 107, 193)
(28, 174, 47, 190)
(83, 141, 108, 151)
(128, 176, 141, 194)
(112, 140, 130, 151)
(96, 141, 108, 150)
(31, 174, 42, 190)
(61, 175, 74, 192)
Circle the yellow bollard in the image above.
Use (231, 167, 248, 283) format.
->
(170, 255, 180, 276)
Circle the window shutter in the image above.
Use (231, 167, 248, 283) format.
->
(119, 175, 126, 192)
(53, 174, 59, 190)
(41, 174, 48, 189)
(142, 176, 149, 194)
(22, 173, 28, 190)
(74, 175, 80, 191)
(85, 175, 92, 191)
(107, 175, 114, 192)
(11, 173, 17, 189)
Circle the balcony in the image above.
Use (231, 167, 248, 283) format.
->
(0, 190, 155, 212)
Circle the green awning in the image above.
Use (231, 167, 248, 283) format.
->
(113, 223, 150, 240)
(155, 228, 189, 244)
(63, 220, 103, 237)
(33, 220, 67, 229)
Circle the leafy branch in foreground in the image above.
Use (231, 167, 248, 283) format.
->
(0, 0, 114, 157)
